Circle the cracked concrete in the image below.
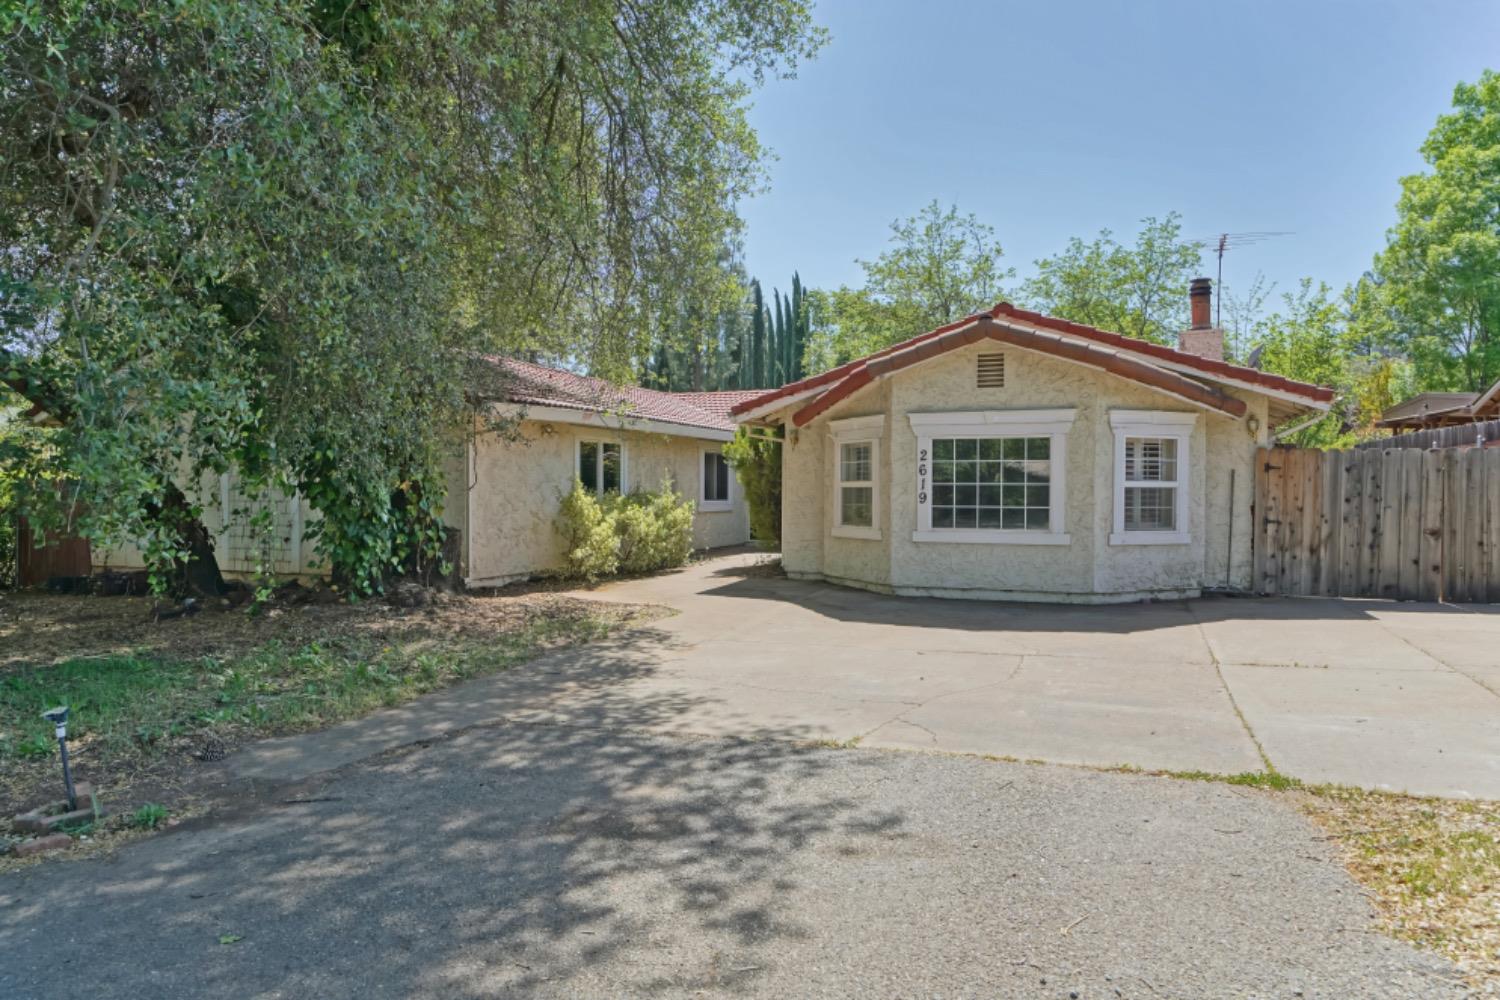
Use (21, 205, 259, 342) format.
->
(233, 551, 1500, 797)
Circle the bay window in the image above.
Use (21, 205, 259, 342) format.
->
(909, 409, 1074, 544)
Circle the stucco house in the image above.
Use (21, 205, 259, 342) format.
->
(443, 358, 758, 587)
(87, 358, 755, 586)
(730, 279, 1335, 603)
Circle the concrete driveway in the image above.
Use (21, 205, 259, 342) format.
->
(229, 550, 1500, 799)
(542, 551, 1500, 799)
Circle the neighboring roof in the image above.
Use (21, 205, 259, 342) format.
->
(475, 356, 759, 435)
(1378, 379, 1500, 430)
(730, 302, 1336, 427)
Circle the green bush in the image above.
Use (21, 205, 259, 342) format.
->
(723, 427, 781, 545)
(556, 478, 695, 580)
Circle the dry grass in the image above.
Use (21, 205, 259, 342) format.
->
(1303, 788, 1500, 987)
(1, 587, 668, 833)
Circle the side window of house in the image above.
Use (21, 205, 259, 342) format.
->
(578, 441, 623, 496)
(702, 450, 731, 507)
(838, 442, 875, 527)
(1109, 411, 1194, 545)
(1121, 437, 1178, 531)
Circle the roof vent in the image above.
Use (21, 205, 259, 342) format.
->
(976, 353, 1005, 388)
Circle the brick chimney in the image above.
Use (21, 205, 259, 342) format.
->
(1178, 277, 1223, 361)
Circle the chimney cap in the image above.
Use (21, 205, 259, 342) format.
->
(1189, 277, 1212, 295)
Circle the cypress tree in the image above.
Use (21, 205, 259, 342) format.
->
(750, 280, 766, 388)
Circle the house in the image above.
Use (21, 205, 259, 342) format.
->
(86, 358, 756, 586)
(1378, 377, 1500, 433)
(443, 358, 758, 587)
(730, 279, 1335, 603)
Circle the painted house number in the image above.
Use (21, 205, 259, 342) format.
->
(917, 447, 927, 504)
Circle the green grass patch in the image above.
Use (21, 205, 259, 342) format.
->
(0, 612, 623, 767)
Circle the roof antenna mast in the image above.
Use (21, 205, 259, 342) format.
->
(1194, 232, 1293, 327)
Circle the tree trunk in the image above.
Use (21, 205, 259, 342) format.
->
(145, 482, 225, 598)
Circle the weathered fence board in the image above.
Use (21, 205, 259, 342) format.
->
(1254, 445, 1500, 603)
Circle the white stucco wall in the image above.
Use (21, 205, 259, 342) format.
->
(772, 341, 1272, 603)
(456, 416, 750, 585)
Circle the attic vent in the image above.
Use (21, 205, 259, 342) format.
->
(976, 353, 1006, 388)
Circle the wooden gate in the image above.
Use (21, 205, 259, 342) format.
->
(1253, 446, 1500, 602)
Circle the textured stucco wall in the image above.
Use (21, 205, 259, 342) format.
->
(461, 417, 749, 584)
(774, 341, 1269, 602)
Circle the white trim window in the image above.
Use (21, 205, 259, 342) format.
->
(577, 440, 625, 496)
(700, 448, 732, 511)
(830, 415, 883, 540)
(1109, 410, 1195, 545)
(909, 409, 1075, 545)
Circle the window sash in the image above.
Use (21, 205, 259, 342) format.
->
(837, 440, 875, 528)
(578, 441, 622, 496)
(1108, 413, 1194, 546)
(702, 451, 730, 503)
(926, 435, 1052, 531)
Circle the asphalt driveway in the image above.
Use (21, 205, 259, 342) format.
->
(1, 728, 1467, 999)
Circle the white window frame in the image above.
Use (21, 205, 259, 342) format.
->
(908, 409, 1075, 545)
(1109, 410, 1195, 546)
(575, 439, 627, 497)
(830, 415, 883, 541)
(699, 447, 733, 512)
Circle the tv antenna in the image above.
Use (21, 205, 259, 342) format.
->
(1190, 232, 1292, 327)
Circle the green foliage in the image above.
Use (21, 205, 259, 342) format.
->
(1367, 70, 1500, 392)
(805, 202, 1013, 365)
(129, 803, 169, 831)
(1, 0, 825, 593)
(558, 483, 628, 581)
(723, 427, 782, 545)
(1021, 213, 1202, 346)
(556, 479, 696, 580)
(615, 488, 695, 574)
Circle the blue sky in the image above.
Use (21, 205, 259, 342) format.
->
(739, 0, 1500, 309)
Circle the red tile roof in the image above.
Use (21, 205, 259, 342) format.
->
(729, 302, 1335, 421)
(477, 357, 757, 434)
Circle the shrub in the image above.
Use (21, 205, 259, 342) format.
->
(723, 427, 781, 545)
(557, 481, 620, 580)
(556, 478, 695, 580)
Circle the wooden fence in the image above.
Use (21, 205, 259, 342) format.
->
(1253, 446, 1500, 602)
(1356, 418, 1500, 451)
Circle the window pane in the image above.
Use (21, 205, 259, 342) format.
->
(841, 486, 873, 527)
(1124, 485, 1177, 531)
(579, 442, 599, 494)
(840, 442, 872, 483)
(703, 452, 729, 502)
(601, 443, 622, 493)
(1126, 437, 1177, 483)
(925, 435, 1053, 531)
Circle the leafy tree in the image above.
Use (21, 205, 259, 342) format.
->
(1367, 71, 1500, 392)
(1, 0, 824, 593)
(1020, 214, 1202, 345)
(805, 202, 1013, 364)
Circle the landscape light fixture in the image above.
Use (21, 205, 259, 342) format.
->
(41, 706, 77, 812)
